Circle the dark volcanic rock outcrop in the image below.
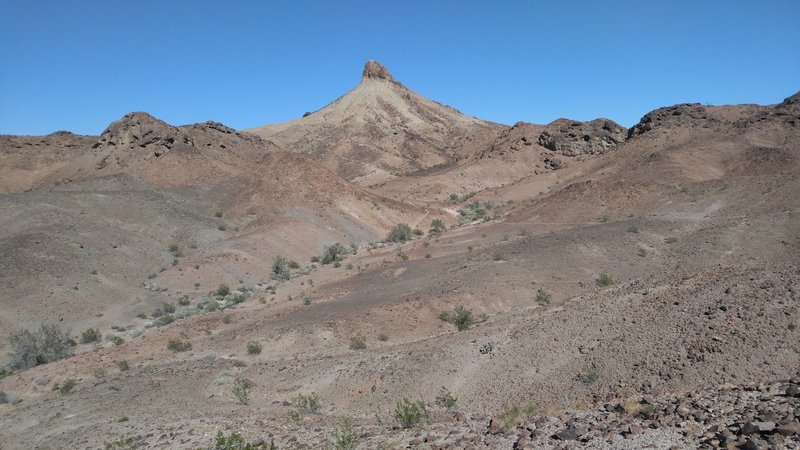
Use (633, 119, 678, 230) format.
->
(538, 118, 627, 156)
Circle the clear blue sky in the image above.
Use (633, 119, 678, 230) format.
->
(1, 1, 798, 135)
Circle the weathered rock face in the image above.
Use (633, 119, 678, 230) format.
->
(362, 60, 396, 82)
(537, 118, 627, 156)
(95, 112, 190, 157)
(627, 103, 717, 138)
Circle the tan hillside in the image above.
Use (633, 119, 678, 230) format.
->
(246, 60, 504, 185)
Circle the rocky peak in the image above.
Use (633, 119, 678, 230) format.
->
(362, 60, 396, 82)
(538, 118, 627, 156)
(95, 112, 189, 155)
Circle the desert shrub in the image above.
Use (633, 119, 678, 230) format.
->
(293, 392, 321, 413)
(153, 314, 175, 327)
(394, 397, 428, 428)
(665, 236, 678, 243)
(627, 224, 639, 233)
(536, 288, 551, 306)
(449, 191, 477, 203)
(206, 301, 219, 312)
(597, 273, 614, 286)
(479, 341, 495, 354)
(233, 377, 254, 405)
(288, 260, 300, 269)
(9, 324, 74, 370)
(246, 342, 261, 355)
(218, 224, 226, 231)
(458, 202, 488, 222)
(221, 315, 232, 324)
(168, 244, 182, 257)
(81, 328, 101, 344)
(271, 255, 291, 280)
(637, 247, 647, 257)
(429, 218, 445, 234)
(435, 388, 458, 410)
(94, 368, 107, 378)
(497, 403, 537, 431)
(59, 379, 76, 395)
(310, 255, 320, 263)
(329, 418, 359, 450)
(439, 305, 475, 331)
(289, 393, 321, 422)
(117, 360, 130, 371)
(178, 296, 191, 306)
(377, 333, 389, 342)
(412, 228, 424, 236)
(577, 366, 599, 385)
(493, 251, 506, 261)
(349, 336, 367, 350)
(321, 243, 348, 265)
(167, 339, 191, 352)
(598, 214, 610, 223)
(216, 284, 230, 297)
(110, 335, 125, 346)
(385, 223, 413, 243)
(640, 403, 659, 418)
(163, 302, 176, 314)
(104, 437, 139, 450)
(210, 431, 274, 450)
(214, 211, 223, 218)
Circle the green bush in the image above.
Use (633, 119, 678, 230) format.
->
(293, 392, 321, 413)
(394, 397, 428, 428)
(163, 302, 176, 314)
(329, 418, 359, 450)
(168, 244, 182, 257)
(110, 335, 125, 346)
(9, 324, 74, 370)
(349, 336, 367, 350)
(497, 403, 537, 431)
(59, 378, 76, 395)
(233, 377, 254, 405)
(435, 388, 458, 410)
(81, 328, 101, 344)
(429, 218, 445, 234)
(458, 202, 488, 222)
(536, 288, 551, 306)
(178, 296, 191, 306)
(210, 431, 274, 450)
(216, 284, 230, 297)
(153, 314, 175, 327)
(385, 223, 413, 243)
(321, 243, 348, 265)
(439, 305, 475, 331)
(246, 342, 261, 355)
(271, 255, 291, 280)
(167, 339, 191, 352)
(117, 360, 130, 371)
(597, 273, 614, 286)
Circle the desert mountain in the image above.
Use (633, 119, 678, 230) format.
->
(1, 61, 799, 449)
(246, 61, 504, 185)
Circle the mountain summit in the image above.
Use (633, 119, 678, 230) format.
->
(246, 60, 503, 184)
(361, 59, 396, 82)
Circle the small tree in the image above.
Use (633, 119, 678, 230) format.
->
(233, 377, 254, 405)
(395, 397, 428, 428)
(321, 243, 348, 265)
(439, 305, 475, 331)
(9, 324, 74, 370)
(429, 219, 445, 234)
(385, 223, 413, 243)
(271, 256, 291, 280)
(216, 284, 230, 297)
(597, 273, 614, 286)
(329, 418, 359, 450)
